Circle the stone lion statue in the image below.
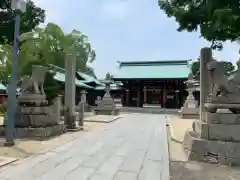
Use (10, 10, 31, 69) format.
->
(20, 65, 48, 95)
(206, 59, 240, 103)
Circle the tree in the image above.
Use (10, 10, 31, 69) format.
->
(191, 59, 235, 77)
(0, 23, 96, 80)
(0, 23, 97, 100)
(158, 0, 240, 50)
(0, 0, 45, 44)
(236, 60, 240, 69)
(191, 59, 200, 78)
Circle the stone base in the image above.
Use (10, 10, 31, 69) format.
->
(205, 103, 240, 113)
(93, 108, 120, 115)
(183, 130, 240, 166)
(181, 108, 199, 119)
(205, 111, 240, 125)
(193, 120, 240, 141)
(0, 122, 66, 139)
(67, 126, 83, 132)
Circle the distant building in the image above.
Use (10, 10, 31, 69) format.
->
(112, 60, 191, 108)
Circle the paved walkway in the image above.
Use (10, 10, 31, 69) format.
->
(0, 114, 170, 180)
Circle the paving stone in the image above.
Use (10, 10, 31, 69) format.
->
(138, 159, 163, 180)
(64, 166, 95, 180)
(36, 154, 88, 180)
(88, 155, 126, 180)
(119, 150, 146, 174)
(114, 171, 137, 180)
(0, 114, 170, 180)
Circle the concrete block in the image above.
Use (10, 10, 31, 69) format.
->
(193, 120, 209, 139)
(181, 108, 199, 119)
(183, 130, 240, 166)
(205, 112, 240, 125)
(193, 121, 240, 141)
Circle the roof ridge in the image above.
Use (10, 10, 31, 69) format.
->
(118, 60, 191, 66)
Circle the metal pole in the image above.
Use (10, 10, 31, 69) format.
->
(4, 11, 21, 146)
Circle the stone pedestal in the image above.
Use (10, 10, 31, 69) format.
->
(184, 110, 240, 165)
(183, 47, 240, 166)
(4, 65, 66, 139)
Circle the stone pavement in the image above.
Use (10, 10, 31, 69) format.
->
(84, 114, 128, 123)
(0, 122, 101, 159)
(0, 114, 170, 180)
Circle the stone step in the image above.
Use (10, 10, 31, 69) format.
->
(193, 120, 240, 141)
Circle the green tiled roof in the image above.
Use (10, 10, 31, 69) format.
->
(113, 60, 191, 79)
(54, 72, 93, 89)
(48, 64, 93, 89)
(76, 71, 103, 85)
(48, 64, 103, 87)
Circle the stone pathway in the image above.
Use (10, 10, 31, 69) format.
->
(84, 114, 128, 123)
(0, 114, 170, 180)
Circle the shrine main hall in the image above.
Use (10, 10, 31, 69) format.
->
(112, 60, 191, 109)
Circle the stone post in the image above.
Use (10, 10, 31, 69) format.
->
(78, 101, 84, 130)
(200, 47, 212, 122)
(52, 96, 61, 123)
(80, 90, 87, 103)
(64, 54, 77, 129)
(95, 96, 101, 105)
(77, 90, 86, 129)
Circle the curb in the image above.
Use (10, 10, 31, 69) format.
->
(166, 116, 172, 180)
(0, 156, 18, 168)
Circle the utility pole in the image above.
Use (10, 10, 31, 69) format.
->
(4, 0, 26, 147)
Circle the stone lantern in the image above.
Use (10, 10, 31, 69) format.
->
(93, 80, 120, 115)
(180, 73, 199, 118)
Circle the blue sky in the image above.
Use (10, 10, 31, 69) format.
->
(33, 0, 240, 78)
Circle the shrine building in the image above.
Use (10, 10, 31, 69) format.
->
(112, 60, 191, 109)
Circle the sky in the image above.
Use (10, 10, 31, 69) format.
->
(33, 0, 240, 78)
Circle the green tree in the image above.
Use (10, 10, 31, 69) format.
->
(191, 59, 200, 78)
(236, 60, 240, 69)
(158, 0, 240, 50)
(0, 0, 45, 44)
(221, 61, 235, 75)
(0, 23, 97, 101)
(191, 59, 235, 77)
(0, 23, 96, 80)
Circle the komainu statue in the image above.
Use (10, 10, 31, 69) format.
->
(19, 65, 48, 103)
(205, 59, 240, 113)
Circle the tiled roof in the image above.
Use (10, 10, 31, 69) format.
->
(113, 60, 191, 79)
(53, 72, 93, 89)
